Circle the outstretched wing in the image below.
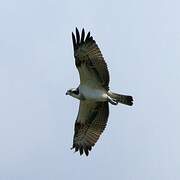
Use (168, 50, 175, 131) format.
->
(71, 101, 109, 156)
(72, 28, 110, 90)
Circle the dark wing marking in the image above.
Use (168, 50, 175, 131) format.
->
(71, 101, 109, 156)
(72, 28, 110, 90)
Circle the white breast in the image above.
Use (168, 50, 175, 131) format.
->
(79, 85, 107, 101)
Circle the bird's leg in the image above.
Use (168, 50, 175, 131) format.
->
(107, 96, 118, 105)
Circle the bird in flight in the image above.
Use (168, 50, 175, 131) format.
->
(66, 28, 133, 156)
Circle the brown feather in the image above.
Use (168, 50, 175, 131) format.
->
(71, 101, 109, 156)
(80, 29, 85, 44)
(75, 27, 80, 45)
(72, 28, 110, 90)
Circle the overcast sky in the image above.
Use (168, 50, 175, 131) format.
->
(0, 0, 180, 179)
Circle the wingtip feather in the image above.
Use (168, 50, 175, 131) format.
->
(75, 28, 80, 45)
(72, 32, 76, 50)
(71, 144, 92, 156)
(85, 31, 91, 42)
(79, 147, 83, 155)
(81, 28, 85, 43)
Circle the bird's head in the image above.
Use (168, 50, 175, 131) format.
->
(66, 88, 80, 99)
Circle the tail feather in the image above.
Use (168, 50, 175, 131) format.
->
(108, 92, 133, 106)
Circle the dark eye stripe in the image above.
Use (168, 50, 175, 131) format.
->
(73, 88, 79, 95)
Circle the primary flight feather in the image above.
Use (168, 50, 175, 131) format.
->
(66, 28, 133, 156)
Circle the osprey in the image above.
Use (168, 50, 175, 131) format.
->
(66, 28, 133, 156)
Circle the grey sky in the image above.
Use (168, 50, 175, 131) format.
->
(0, 0, 180, 179)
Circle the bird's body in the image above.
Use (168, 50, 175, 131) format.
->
(79, 84, 107, 101)
(66, 28, 133, 156)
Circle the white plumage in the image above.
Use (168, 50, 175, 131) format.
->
(79, 84, 107, 101)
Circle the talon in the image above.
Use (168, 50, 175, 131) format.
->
(107, 96, 118, 105)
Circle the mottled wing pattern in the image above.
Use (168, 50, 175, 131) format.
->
(71, 101, 109, 156)
(72, 28, 110, 90)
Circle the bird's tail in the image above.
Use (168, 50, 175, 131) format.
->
(108, 91, 133, 106)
